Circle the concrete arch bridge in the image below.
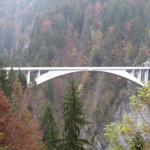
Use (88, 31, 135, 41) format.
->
(4, 67, 150, 87)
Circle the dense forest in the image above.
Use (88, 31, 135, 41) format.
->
(0, 0, 150, 149)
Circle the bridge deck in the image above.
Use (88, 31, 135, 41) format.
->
(4, 66, 150, 71)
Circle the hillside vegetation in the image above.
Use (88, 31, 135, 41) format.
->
(0, 0, 150, 149)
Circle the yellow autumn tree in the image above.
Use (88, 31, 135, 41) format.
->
(105, 83, 150, 150)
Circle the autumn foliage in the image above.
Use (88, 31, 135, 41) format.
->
(0, 81, 44, 150)
(0, 90, 10, 149)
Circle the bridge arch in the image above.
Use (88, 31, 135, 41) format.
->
(35, 68, 145, 86)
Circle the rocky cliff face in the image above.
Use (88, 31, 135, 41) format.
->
(0, 0, 150, 149)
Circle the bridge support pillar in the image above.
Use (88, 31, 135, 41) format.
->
(144, 70, 149, 85)
(26, 71, 31, 86)
(6, 71, 9, 79)
(137, 70, 142, 82)
(131, 70, 134, 76)
(37, 71, 41, 78)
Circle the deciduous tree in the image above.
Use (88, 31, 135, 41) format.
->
(0, 90, 10, 150)
(105, 84, 150, 150)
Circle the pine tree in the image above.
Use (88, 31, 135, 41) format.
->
(130, 132, 145, 150)
(60, 80, 88, 150)
(0, 59, 11, 98)
(41, 101, 59, 150)
(7, 68, 16, 101)
(18, 70, 27, 90)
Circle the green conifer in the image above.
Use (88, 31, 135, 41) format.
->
(61, 80, 88, 150)
(7, 68, 16, 100)
(18, 70, 27, 89)
(41, 101, 59, 150)
(0, 59, 11, 98)
(130, 132, 144, 150)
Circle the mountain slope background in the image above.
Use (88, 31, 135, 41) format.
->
(0, 0, 150, 148)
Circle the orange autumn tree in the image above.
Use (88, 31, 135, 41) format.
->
(0, 79, 44, 150)
(8, 79, 44, 150)
(0, 90, 10, 150)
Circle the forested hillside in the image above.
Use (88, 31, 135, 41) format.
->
(0, 0, 150, 149)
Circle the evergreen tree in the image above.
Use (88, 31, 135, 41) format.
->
(130, 132, 145, 150)
(41, 101, 59, 150)
(7, 68, 16, 101)
(8, 68, 16, 87)
(60, 80, 88, 150)
(0, 59, 11, 98)
(46, 81, 54, 102)
(18, 70, 27, 90)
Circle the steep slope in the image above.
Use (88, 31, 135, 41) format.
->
(0, 0, 150, 148)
